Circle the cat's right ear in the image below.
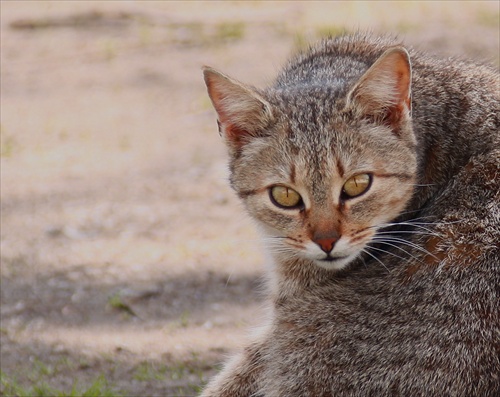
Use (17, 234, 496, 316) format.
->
(203, 67, 273, 151)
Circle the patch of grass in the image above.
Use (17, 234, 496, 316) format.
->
(395, 21, 419, 33)
(0, 372, 122, 397)
(170, 21, 246, 47)
(29, 358, 54, 381)
(169, 361, 187, 381)
(166, 310, 192, 331)
(476, 9, 500, 28)
(132, 360, 198, 383)
(133, 361, 167, 382)
(107, 292, 136, 317)
(137, 18, 154, 46)
(176, 384, 203, 396)
(0, 125, 17, 158)
(291, 25, 349, 52)
(9, 11, 133, 31)
(78, 376, 121, 397)
(132, 356, 208, 388)
(100, 39, 118, 61)
(1, 379, 56, 397)
(179, 310, 190, 328)
(292, 32, 311, 52)
(315, 25, 347, 38)
(118, 134, 131, 151)
(214, 22, 246, 42)
(175, 351, 213, 391)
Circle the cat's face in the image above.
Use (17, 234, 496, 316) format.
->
(230, 111, 417, 270)
(204, 47, 417, 270)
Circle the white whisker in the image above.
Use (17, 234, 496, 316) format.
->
(361, 248, 391, 273)
(375, 222, 438, 235)
(375, 230, 442, 238)
(366, 245, 409, 262)
(360, 256, 368, 269)
(372, 236, 439, 260)
(369, 240, 426, 264)
(395, 209, 427, 216)
(387, 215, 437, 222)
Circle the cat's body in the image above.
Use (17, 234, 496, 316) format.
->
(201, 33, 499, 396)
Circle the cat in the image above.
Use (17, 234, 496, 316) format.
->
(200, 32, 499, 396)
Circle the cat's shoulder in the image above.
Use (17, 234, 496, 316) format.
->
(425, 148, 499, 271)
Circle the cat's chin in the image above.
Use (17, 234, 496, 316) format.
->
(313, 255, 356, 271)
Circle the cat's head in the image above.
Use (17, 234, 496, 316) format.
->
(203, 47, 417, 271)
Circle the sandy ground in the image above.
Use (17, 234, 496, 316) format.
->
(1, 1, 498, 396)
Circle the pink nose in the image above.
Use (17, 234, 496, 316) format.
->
(314, 237, 338, 253)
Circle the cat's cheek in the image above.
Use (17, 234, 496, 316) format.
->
(347, 183, 414, 227)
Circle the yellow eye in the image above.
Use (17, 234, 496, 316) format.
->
(270, 186, 303, 208)
(342, 174, 372, 198)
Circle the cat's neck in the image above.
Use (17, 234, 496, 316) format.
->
(266, 254, 388, 307)
(406, 62, 498, 214)
(406, 121, 493, 216)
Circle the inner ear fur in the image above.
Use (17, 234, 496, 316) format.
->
(346, 47, 412, 127)
(203, 66, 273, 149)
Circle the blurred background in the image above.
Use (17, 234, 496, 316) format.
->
(1, 1, 498, 396)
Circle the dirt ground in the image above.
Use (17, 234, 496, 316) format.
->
(1, 1, 498, 396)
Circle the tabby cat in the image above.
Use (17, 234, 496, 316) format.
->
(201, 33, 499, 396)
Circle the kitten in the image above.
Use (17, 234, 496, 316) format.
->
(201, 33, 499, 396)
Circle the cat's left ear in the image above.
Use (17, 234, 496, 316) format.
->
(346, 47, 412, 129)
(203, 67, 273, 151)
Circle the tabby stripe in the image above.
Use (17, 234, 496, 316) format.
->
(336, 158, 345, 178)
(290, 163, 296, 184)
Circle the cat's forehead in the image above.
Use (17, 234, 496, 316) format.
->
(271, 85, 345, 124)
(269, 113, 380, 182)
(269, 89, 351, 149)
(254, 86, 397, 189)
(270, 86, 351, 144)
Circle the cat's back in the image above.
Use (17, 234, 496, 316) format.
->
(277, 32, 499, 94)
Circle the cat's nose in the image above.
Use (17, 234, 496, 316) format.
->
(314, 237, 338, 254)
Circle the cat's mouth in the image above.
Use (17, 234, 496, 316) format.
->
(314, 254, 354, 270)
(320, 255, 348, 263)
